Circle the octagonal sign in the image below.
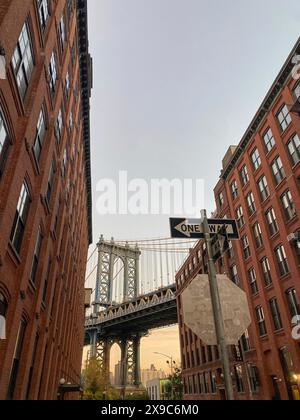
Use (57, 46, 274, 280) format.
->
(182, 274, 251, 346)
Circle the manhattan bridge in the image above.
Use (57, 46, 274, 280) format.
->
(84, 235, 196, 390)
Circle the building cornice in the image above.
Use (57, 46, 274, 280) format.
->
(76, 0, 93, 244)
(221, 37, 300, 181)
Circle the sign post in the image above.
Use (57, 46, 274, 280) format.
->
(201, 210, 235, 401)
(170, 212, 239, 400)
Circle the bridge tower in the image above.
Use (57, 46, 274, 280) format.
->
(89, 236, 143, 391)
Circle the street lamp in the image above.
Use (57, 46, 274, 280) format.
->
(153, 352, 176, 400)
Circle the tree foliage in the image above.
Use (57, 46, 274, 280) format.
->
(81, 357, 120, 400)
(165, 365, 184, 400)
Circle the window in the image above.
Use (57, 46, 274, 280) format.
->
(296, 233, 300, 265)
(65, 71, 70, 97)
(26, 333, 39, 400)
(69, 111, 73, 134)
(62, 148, 67, 177)
(256, 306, 267, 337)
(42, 259, 52, 303)
(0, 292, 8, 318)
(7, 319, 27, 400)
(275, 245, 290, 277)
(33, 108, 46, 162)
(30, 226, 43, 284)
(12, 23, 34, 99)
(55, 108, 63, 143)
(294, 83, 300, 100)
(272, 156, 286, 185)
(228, 241, 234, 259)
(246, 192, 256, 216)
(46, 162, 55, 204)
(247, 364, 260, 393)
(234, 366, 244, 393)
(0, 108, 10, 174)
(10, 181, 31, 254)
(277, 104, 292, 132)
(266, 208, 279, 237)
(281, 190, 296, 221)
(261, 257, 272, 287)
(248, 268, 258, 295)
(37, 0, 49, 31)
(236, 206, 245, 229)
(218, 192, 224, 208)
(242, 235, 251, 259)
(230, 264, 240, 286)
(210, 372, 217, 394)
(48, 52, 57, 95)
(59, 14, 66, 50)
(269, 298, 283, 331)
(252, 223, 263, 249)
(263, 128, 275, 153)
(240, 330, 251, 352)
(286, 289, 300, 320)
(287, 134, 300, 166)
(231, 180, 238, 199)
(251, 148, 261, 171)
(204, 372, 210, 394)
(240, 165, 249, 186)
(257, 176, 270, 202)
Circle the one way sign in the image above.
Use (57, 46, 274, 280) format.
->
(170, 218, 239, 240)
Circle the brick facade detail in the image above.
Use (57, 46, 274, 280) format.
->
(0, 0, 92, 400)
(176, 38, 300, 401)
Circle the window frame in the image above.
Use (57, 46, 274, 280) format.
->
(275, 245, 290, 277)
(236, 206, 245, 229)
(277, 104, 292, 133)
(240, 165, 249, 186)
(48, 51, 58, 97)
(251, 148, 262, 171)
(12, 22, 35, 101)
(257, 175, 270, 202)
(30, 226, 43, 284)
(253, 222, 263, 249)
(248, 267, 258, 295)
(10, 181, 31, 254)
(246, 191, 256, 216)
(281, 190, 296, 221)
(287, 133, 300, 166)
(261, 257, 272, 287)
(269, 297, 283, 331)
(265, 208, 279, 237)
(242, 235, 251, 259)
(271, 156, 286, 185)
(256, 306, 267, 337)
(37, 0, 50, 33)
(263, 128, 275, 153)
(0, 107, 11, 176)
(33, 107, 47, 163)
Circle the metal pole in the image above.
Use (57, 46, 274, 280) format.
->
(240, 343, 253, 400)
(171, 357, 174, 400)
(201, 209, 235, 401)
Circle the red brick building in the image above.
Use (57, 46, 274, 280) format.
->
(177, 38, 300, 400)
(0, 0, 92, 400)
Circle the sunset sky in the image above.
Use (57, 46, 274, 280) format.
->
(85, 0, 300, 377)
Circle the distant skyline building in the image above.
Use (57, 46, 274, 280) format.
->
(140, 364, 166, 388)
(176, 38, 300, 401)
(114, 361, 122, 387)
